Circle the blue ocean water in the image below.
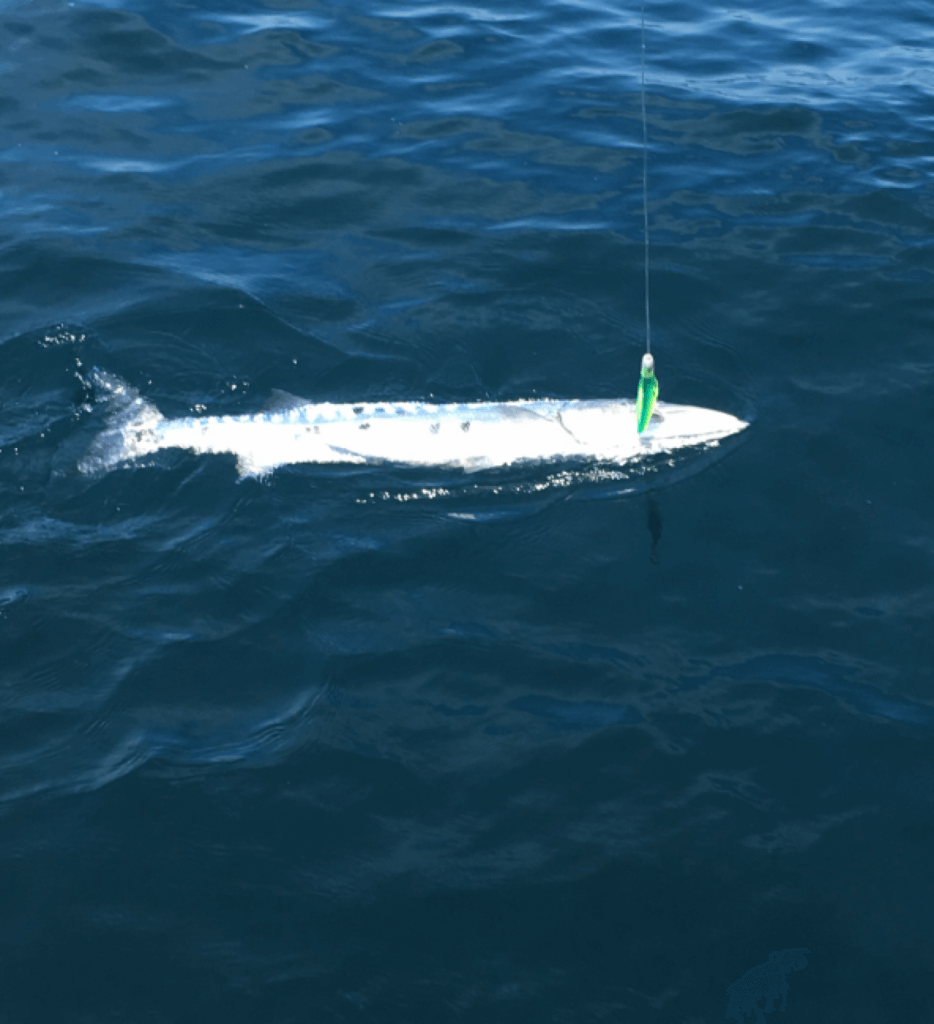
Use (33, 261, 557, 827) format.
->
(1, 0, 933, 1019)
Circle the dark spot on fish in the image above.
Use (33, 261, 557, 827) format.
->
(375, 406, 385, 414)
(359, 422, 370, 430)
(353, 406, 363, 414)
(461, 421, 470, 432)
(396, 408, 406, 415)
(430, 423, 440, 434)
(314, 425, 319, 434)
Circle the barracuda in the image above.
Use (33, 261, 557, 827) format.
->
(78, 371, 748, 479)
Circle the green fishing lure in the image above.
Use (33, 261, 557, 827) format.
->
(635, 353, 658, 433)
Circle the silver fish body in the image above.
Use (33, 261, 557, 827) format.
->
(79, 371, 748, 478)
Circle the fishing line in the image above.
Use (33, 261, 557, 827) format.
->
(640, 0, 651, 356)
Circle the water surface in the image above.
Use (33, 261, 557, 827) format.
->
(1, 0, 933, 1019)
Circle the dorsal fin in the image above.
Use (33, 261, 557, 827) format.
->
(262, 388, 308, 413)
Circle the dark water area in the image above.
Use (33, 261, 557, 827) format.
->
(2, 0, 933, 1019)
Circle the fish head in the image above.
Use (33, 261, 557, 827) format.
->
(559, 399, 748, 455)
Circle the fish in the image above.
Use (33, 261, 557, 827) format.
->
(78, 370, 748, 479)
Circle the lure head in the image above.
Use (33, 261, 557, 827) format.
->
(635, 353, 659, 433)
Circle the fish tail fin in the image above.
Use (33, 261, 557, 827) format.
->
(78, 370, 164, 474)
